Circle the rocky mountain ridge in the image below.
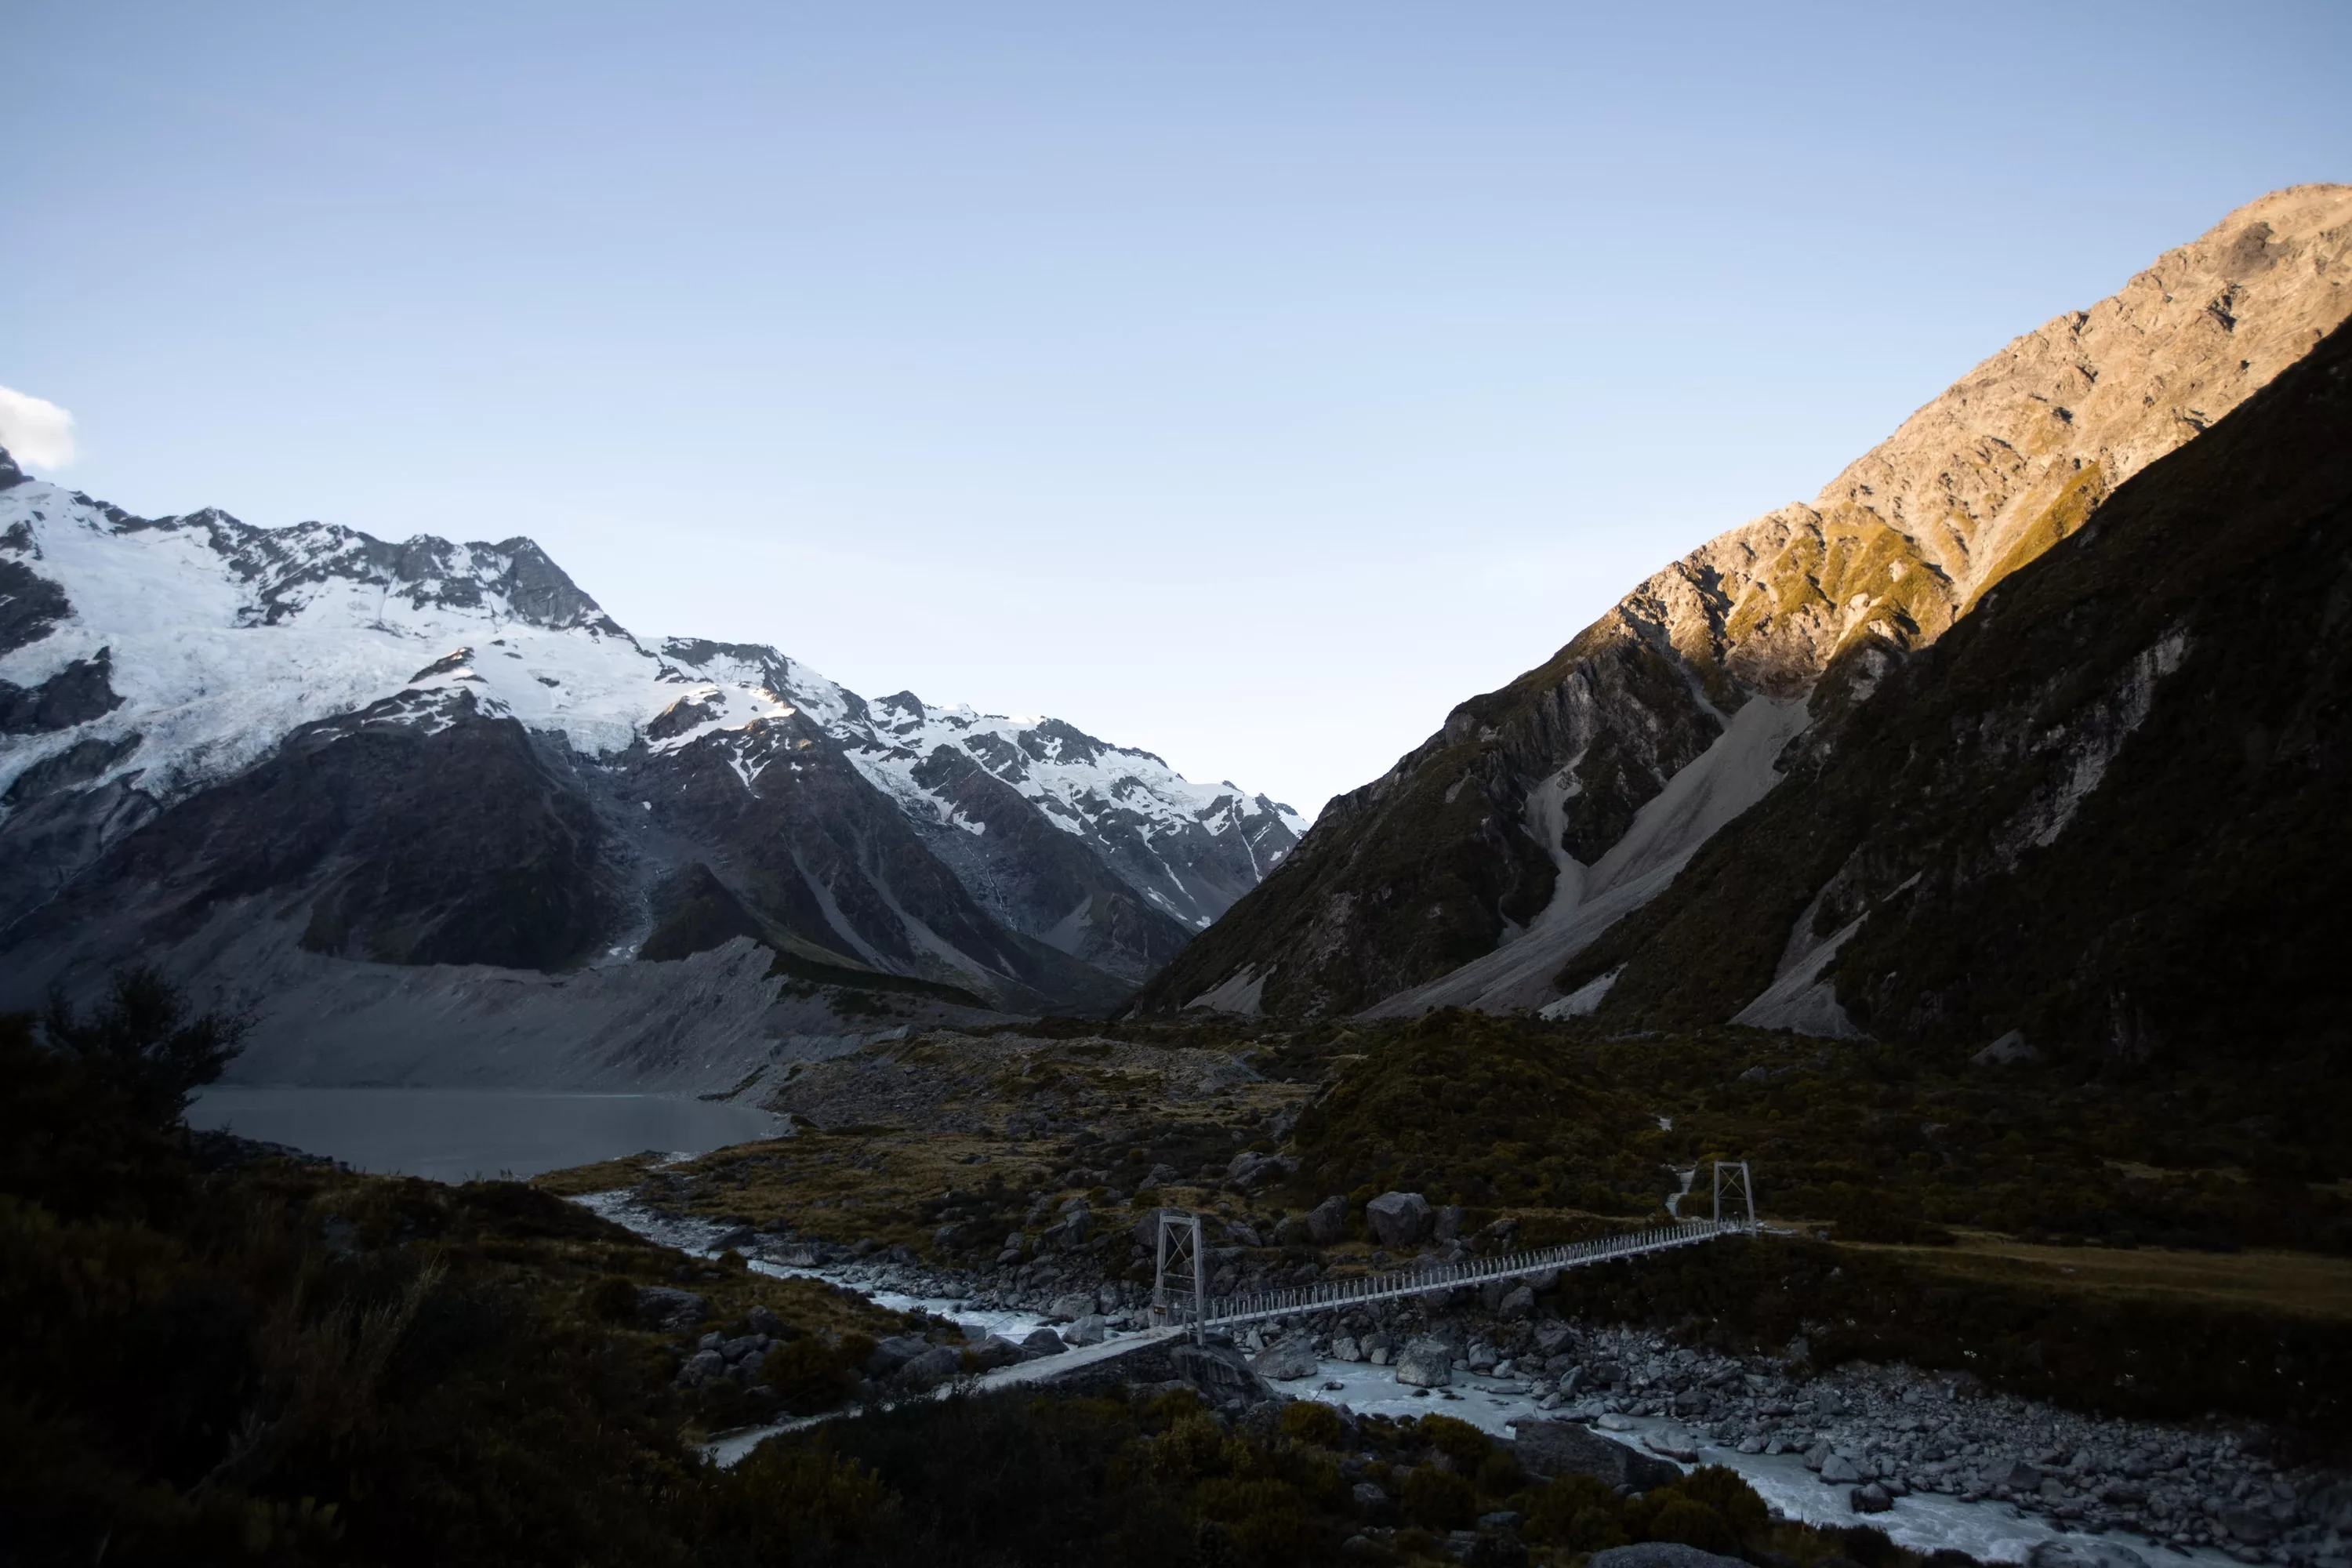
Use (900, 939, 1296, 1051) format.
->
(0, 455, 1301, 1074)
(1136, 184, 2352, 1021)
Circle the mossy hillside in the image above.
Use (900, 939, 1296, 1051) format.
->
(1282, 1011, 2352, 1255)
(1962, 459, 2108, 614)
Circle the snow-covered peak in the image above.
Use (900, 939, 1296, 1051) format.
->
(0, 466, 1300, 939)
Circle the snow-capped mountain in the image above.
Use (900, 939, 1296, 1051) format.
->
(0, 449, 1303, 1070)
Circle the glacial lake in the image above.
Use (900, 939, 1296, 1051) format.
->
(187, 1087, 785, 1182)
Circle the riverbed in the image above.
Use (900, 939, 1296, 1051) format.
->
(577, 1192, 2239, 1567)
(188, 1086, 785, 1181)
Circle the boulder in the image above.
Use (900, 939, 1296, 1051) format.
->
(1352, 1481, 1392, 1515)
(1047, 1293, 1095, 1322)
(1305, 1195, 1349, 1246)
(1332, 1336, 1363, 1363)
(746, 1304, 784, 1338)
(1224, 1219, 1265, 1248)
(1252, 1341, 1321, 1381)
(1511, 1420, 1683, 1491)
(1435, 1203, 1465, 1243)
(2027, 1543, 2151, 1568)
(897, 1345, 964, 1391)
(966, 1334, 1026, 1371)
(866, 1334, 931, 1375)
(1169, 1341, 1279, 1407)
(1973, 1029, 2038, 1066)
(1820, 1454, 1864, 1484)
(636, 1286, 708, 1333)
(1064, 1314, 1109, 1347)
(678, 1348, 725, 1386)
(1850, 1483, 1893, 1513)
(1020, 1327, 1068, 1358)
(1394, 1337, 1454, 1388)
(1588, 1544, 1748, 1568)
(1497, 1285, 1536, 1319)
(1366, 1191, 1434, 1247)
(1996, 1460, 2043, 1492)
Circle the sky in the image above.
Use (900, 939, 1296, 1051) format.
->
(5, 3, 2347, 818)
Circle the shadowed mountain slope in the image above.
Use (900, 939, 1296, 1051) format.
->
(1135, 185, 2352, 1019)
(1563, 311, 2352, 1059)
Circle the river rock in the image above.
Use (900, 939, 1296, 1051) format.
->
(1509, 1420, 1683, 1491)
(636, 1286, 707, 1332)
(866, 1334, 930, 1375)
(1064, 1314, 1109, 1347)
(1997, 1460, 2043, 1492)
(1394, 1337, 1454, 1388)
(1252, 1341, 1320, 1381)
(1332, 1335, 1363, 1363)
(1306, 1194, 1349, 1245)
(1047, 1293, 1094, 1322)
(1170, 1341, 1278, 1407)
(1820, 1454, 1864, 1484)
(1020, 1327, 1068, 1358)
(897, 1345, 963, 1391)
(1497, 1284, 1536, 1319)
(966, 1334, 1026, 1371)
(2027, 1542, 2151, 1568)
(1588, 1542, 1747, 1568)
(1366, 1191, 1433, 1247)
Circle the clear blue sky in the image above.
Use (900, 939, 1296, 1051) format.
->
(6, 2, 2347, 816)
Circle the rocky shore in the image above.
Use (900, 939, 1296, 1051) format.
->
(666, 1210, 2349, 1568)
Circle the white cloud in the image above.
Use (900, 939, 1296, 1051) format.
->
(0, 386, 79, 468)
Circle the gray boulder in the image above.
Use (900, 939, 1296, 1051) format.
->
(1020, 1327, 1069, 1358)
(1588, 1544, 1748, 1568)
(1435, 1203, 1465, 1243)
(1394, 1337, 1454, 1388)
(1497, 1284, 1536, 1319)
(1252, 1341, 1321, 1381)
(2027, 1543, 2151, 1568)
(1510, 1420, 1683, 1491)
(1047, 1293, 1095, 1322)
(866, 1334, 931, 1375)
(636, 1286, 708, 1333)
(1997, 1460, 2043, 1491)
(1171, 1341, 1279, 1407)
(1821, 1454, 1864, 1484)
(1305, 1194, 1349, 1246)
(746, 1304, 784, 1337)
(1366, 1191, 1434, 1247)
(1850, 1483, 1893, 1513)
(966, 1334, 1026, 1371)
(678, 1348, 725, 1386)
(897, 1345, 964, 1391)
(1064, 1314, 1109, 1347)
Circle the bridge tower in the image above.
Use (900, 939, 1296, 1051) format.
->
(1151, 1210, 1209, 1345)
(1711, 1160, 1756, 1227)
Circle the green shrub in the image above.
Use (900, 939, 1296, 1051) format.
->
(1648, 1497, 1737, 1555)
(584, 1275, 637, 1322)
(762, 1335, 855, 1413)
(1278, 1399, 1344, 1448)
(1399, 1465, 1475, 1531)
(1414, 1413, 1491, 1469)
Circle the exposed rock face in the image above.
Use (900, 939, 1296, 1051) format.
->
(1137, 186, 2352, 1019)
(0, 463, 1300, 1062)
(1572, 311, 2352, 1062)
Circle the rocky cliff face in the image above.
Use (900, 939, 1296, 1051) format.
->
(1566, 311, 2352, 1062)
(0, 463, 1301, 1069)
(1135, 184, 2352, 1020)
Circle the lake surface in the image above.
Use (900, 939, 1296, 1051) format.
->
(187, 1087, 785, 1181)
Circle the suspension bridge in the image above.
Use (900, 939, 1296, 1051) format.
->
(1151, 1160, 1758, 1342)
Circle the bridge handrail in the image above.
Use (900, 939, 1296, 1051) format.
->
(1163, 1216, 1750, 1329)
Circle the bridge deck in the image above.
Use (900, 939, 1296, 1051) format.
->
(1164, 1218, 1751, 1331)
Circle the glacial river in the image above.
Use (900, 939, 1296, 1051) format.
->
(583, 1195, 2234, 1568)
